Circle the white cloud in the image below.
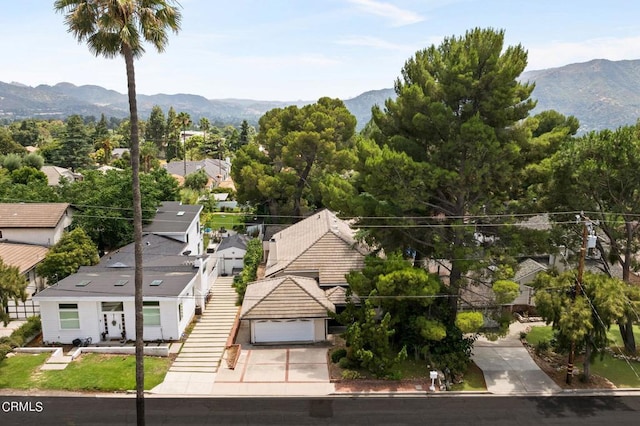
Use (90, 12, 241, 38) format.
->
(347, 0, 424, 27)
(337, 35, 415, 52)
(526, 36, 640, 70)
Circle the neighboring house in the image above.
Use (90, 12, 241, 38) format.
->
(41, 166, 83, 186)
(0, 242, 48, 319)
(240, 275, 335, 344)
(34, 268, 197, 344)
(143, 201, 203, 256)
(100, 233, 214, 309)
(511, 258, 548, 307)
(264, 209, 368, 287)
(216, 233, 249, 276)
(111, 148, 130, 159)
(0, 203, 74, 247)
(34, 234, 210, 344)
(163, 158, 231, 188)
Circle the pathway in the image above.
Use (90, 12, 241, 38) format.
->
(152, 276, 238, 394)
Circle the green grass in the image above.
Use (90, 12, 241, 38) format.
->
(204, 212, 245, 231)
(0, 353, 171, 392)
(606, 325, 640, 349)
(0, 353, 49, 389)
(589, 353, 640, 388)
(525, 325, 554, 346)
(525, 325, 640, 388)
(450, 362, 486, 391)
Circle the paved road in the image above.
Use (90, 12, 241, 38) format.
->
(2, 395, 639, 425)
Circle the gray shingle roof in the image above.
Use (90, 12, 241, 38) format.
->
(143, 201, 202, 235)
(33, 269, 196, 299)
(163, 158, 231, 181)
(217, 233, 249, 252)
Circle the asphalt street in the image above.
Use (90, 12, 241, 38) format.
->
(2, 395, 640, 425)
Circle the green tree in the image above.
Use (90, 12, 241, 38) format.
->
(10, 167, 48, 185)
(140, 141, 159, 172)
(183, 168, 209, 190)
(542, 124, 640, 354)
(239, 119, 252, 146)
(232, 97, 357, 217)
(145, 105, 166, 156)
(57, 115, 93, 171)
(0, 258, 28, 326)
(165, 106, 181, 161)
(534, 270, 627, 381)
(2, 153, 23, 171)
(176, 111, 191, 170)
(93, 113, 114, 163)
(326, 28, 535, 318)
(36, 228, 99, 284)
(11, 119, 41, 147)
(492, 280, 520, 305)
(54, 2, 181, 419)
(22, 153, 45, 170)
(0, 127, 25, 155)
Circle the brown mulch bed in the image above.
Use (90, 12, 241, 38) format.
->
(523, 341, 615, 390)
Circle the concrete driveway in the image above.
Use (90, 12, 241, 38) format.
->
(472, 322, 561, 395)
(212, 347, 334, 396)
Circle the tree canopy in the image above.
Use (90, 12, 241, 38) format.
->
(0, 258, 28, 326)
(232, 97, 357, 218)
(36, 228, 99, 284)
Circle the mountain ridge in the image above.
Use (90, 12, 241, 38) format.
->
(2, 58, 640, 131)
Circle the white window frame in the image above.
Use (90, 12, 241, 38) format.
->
(59, 303, 80, 329)
(143, 301, 161, 326)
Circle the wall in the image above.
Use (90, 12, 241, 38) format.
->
(40, 300, 102, 344)
(217, 247, 246, 275)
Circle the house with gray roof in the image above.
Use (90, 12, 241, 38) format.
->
(162, 158, 231, 188)
(34, 233, 210, 344)
(240, 275, 335, 344)
(216, 233, 250, 275)
(143, 201, 203, 255)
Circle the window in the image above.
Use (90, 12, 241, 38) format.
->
(59, 303, 80, 329)
(178, 303, 183, 321)
(143, 301, 161, 326)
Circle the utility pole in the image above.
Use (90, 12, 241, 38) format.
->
(566, 213, 592, 385)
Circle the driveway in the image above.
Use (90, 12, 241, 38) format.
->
(472, 322, 561, 395)
(212, 347, 334, 396)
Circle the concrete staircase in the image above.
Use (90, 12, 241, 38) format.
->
(168, 276, 238, 374)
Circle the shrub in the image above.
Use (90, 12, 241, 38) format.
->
(341, 369, 362, 380)
(520, 331, 527, 340)
(0, 317, 41, 362)
(331, 348, 347, 364)
(338, 356, 354, 369)
(535, 340, 550, 355)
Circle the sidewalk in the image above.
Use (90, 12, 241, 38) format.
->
(472, 321, 561, 395)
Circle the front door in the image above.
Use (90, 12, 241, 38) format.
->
(101, 302, 125, 340)
(106, 312, 123, 337)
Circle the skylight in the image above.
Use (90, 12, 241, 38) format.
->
(114, 279, 128, 286)
(75, 280, 91, 287)
(150, 279, 163, 286)
(177, 211, 185, 216)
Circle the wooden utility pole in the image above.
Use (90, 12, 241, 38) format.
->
(566, 214, 589, 385)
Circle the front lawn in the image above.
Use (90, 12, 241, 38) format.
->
(450, 362, 486, 391)
(0, 353, 171, 392)
(525, 325, 640, 388)
(0, 353, 49, 389)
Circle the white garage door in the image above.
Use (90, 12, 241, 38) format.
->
(253, 319, 314, 343)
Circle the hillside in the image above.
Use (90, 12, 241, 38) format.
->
(3, 59, 640, 131)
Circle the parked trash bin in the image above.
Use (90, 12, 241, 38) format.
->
(195, 306, 202, 315)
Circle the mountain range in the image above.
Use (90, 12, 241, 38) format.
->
(2, 58, 640, 132)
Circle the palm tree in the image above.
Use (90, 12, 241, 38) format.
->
(54, 2, 181, 424)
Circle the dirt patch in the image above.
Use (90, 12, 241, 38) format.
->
(522, 340, 615, 390)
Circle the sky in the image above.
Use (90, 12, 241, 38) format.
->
(2, 0, 640, 101)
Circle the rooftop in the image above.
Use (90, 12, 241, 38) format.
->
(0, 203, 71, 228)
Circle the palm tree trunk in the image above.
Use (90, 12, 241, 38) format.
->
(124, 45, 145, 426)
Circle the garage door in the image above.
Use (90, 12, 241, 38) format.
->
(253, 319, 314, 343)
